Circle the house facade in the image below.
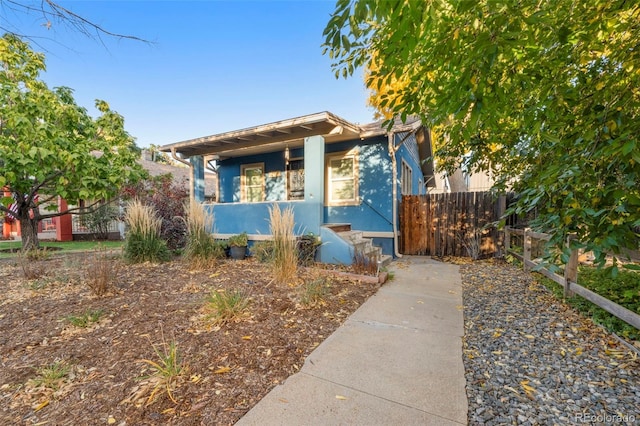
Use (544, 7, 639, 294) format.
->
(160, 112, 433, 265)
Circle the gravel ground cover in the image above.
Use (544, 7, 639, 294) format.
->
(461, 260, 640, 425)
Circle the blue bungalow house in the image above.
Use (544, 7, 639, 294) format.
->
(160, 112, 434, 265)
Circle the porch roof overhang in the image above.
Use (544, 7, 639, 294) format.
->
(159, 111, 363, 160)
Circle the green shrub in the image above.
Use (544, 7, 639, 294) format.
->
(251, 240, 274, 263)
(228, 232, 248, 247)
(540, 265, 640, 340)
(123, 200, 170, 263)
(80, 203, 119, 240)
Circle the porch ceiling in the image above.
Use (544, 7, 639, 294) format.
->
(160, 111, 363, 159)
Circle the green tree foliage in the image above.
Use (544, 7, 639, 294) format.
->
(0, 34, 143, 250)
(324, 0, 640, 268)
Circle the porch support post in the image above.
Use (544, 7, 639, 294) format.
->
(190, 155, 205, 203)
(304, 135, 325, 235)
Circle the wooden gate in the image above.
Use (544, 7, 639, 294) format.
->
(400, 192, 505, 257)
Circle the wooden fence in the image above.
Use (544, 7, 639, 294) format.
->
(400, 192, 506, 257)
(504, 227, 640, 332)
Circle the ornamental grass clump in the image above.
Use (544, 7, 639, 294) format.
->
(299, 276, 331, 307)
(29, 360, 71, 392)
(86, 245, 119, 296)
(184, 201, 225, 267)
(139, 337, 185, 405)
(123, 199, 170, 263)
(269, 204, 297, 285)
(204, 289, 250, 325)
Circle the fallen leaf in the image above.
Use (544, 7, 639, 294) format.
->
(242, 335, 252, 340)
(34, 400, 49, 412)
(214, 366, 231, 374)
(107, 416, 116, 424)
(520, 380, 536, 399)
(335, 395, 347, 400)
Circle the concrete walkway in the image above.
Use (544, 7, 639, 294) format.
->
(236, 256, 468, 425)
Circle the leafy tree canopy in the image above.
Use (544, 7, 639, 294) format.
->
(324, 0, 640, 269)
(0, 34, 143, 249)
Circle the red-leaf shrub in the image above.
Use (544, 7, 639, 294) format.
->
(122, 174, 189, 250)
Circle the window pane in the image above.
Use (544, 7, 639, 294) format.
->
(330, 158, 353, 179)
(246, 168, 262, 185)
(247, 186, 263, 202)
(331, 180, 354, 201)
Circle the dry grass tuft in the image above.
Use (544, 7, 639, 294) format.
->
(86, 245, 119, 296)
(269, 204, 297, 285)
(184, 201, 224, 268)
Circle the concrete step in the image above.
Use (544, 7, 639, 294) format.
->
(337, 230, 364, 242)
(379, 254, 393, 268)
(332, 226, 390, 269)
(324, 223, 351, 233)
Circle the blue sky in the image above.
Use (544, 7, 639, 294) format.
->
(1, 1, 374, 148)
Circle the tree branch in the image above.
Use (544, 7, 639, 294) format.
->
(37, 198, 119, 220)
(1, 0, 152, 47)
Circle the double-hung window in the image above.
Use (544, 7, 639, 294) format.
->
(241, 163, 264, 202)
(326, 151, 358, 206)
(401, 160, 413, 195)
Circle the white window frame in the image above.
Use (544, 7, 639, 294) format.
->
(401, 160, 413, 195)
(241, 163, 265, 202)
(325, 150, 359, 206)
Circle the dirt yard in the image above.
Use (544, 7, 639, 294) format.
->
(0, 253, 380, 425)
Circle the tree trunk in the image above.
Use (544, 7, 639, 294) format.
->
(19, 209, 40, 251)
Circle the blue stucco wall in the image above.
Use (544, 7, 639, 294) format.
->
(323, 136, 394, 233)
(395, 132, 426, 195)
(206, 201, 319, 236)
(217, 149, 303, 203)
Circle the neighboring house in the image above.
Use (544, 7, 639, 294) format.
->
(160, 111, 434, 265)
(1, 152, 216, 241)
(428, 167, 496, 194)
(139, 150, 217, 202)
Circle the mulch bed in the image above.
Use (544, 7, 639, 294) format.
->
(461, 259, 640, 425)
(0, 254, 379, 425)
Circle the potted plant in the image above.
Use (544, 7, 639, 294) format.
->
(228, 232, 248, 260)
(297, 232, 321, 266)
